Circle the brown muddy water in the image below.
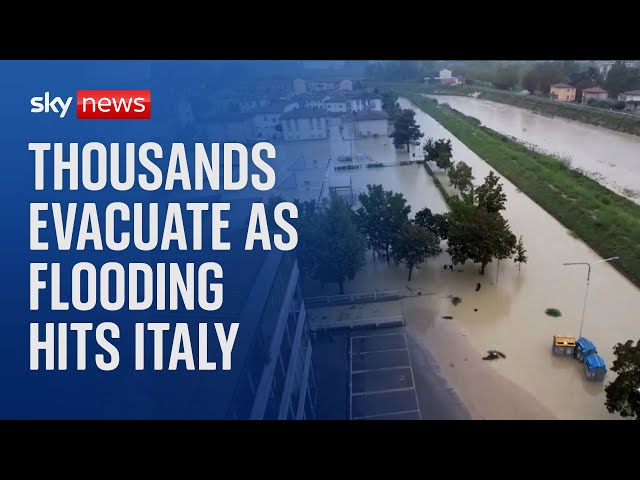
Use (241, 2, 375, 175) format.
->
(426, 94, 640, 204)
(277, 102, 640, 419)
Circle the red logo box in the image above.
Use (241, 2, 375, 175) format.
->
(76, 90, 151, 119)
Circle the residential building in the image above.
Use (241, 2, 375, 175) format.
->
(581, 86, 608, 103)
(550, 83, 576, 102)
(281, 108, 328, 141)
(308, 78, 353, 92)
(297, 92, 328, 109)
(325, 95, 349, 113)
(343, 110, 390, 138)
(439, 69, 452, 79)
(253, 102, 299, 141)
(348, 93, 383, 112)
(621, 90, 640, 111)
(223, 247, 317, 419)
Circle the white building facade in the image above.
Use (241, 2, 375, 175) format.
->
(281, 108, 328, 141)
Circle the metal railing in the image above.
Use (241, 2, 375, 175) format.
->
(310, 315, 405, 331)
(304, 290, 399, 308)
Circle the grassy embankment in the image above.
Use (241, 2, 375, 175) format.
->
(374, 81, 640, 137)
(401, 91, 640, 289)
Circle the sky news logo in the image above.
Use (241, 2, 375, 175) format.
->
(30, 90, 151, 119)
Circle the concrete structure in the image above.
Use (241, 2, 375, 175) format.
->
(581, 86, 608, 103)
(550, 83, 576, 102)
(439, 69, 452, 79)
(308, 78, 353, 92)
(225, 249, 318, 419)
(281, 108, 328, 141)
(621, 90, 640, 111)
(292, 78, 307, 95)
(346, 110, 390, 138)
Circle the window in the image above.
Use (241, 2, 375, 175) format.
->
(264, 115, 268, 121)
(294, 119, 299, 130)
(316, 117, 321, 128)
(309, 118, 314, 129)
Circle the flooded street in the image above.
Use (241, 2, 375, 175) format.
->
(426, 94, 640, 204)
(280, 100, 640, 418)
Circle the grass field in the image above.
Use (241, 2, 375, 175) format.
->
(402, 91, 640, 289)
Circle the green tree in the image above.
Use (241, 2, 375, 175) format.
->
(380, 90, 401, 120)
(475, 171, 507, 213)
(356, 184, 411, 262)
(423, 138, 453, 170)
(413, 207, 448, 240)
(447, 161, 474, 193)
(522, 68, 539, 94)
(605, 339, 640, 419)
(513, 235, 528, 272)
(392, 223, 442, 281)
(446, 197, 517, 274)
(392, 108, 424, 152)
(313, 193, 366, 294)
(492, 65, 520, 90)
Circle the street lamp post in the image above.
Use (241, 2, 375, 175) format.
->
(563, 256, 619, 338)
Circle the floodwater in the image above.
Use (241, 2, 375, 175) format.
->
(288, 99, 640, 419)
(426, 94, 640, 204)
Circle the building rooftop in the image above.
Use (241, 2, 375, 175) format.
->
(550, 83, 575, 89)
(624, 90, 640, 95)
(582, 87, 608, 93)
(253, 102, 290, 114)
(281, 107, 327, 119)
(347, 110, 390, 121)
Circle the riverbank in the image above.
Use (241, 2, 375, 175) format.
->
(378, 82, 640, 137)
(400, 91, 640, 292)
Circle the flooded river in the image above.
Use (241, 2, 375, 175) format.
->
(280, 100, 640, 418)
(426, 94, 640, 204)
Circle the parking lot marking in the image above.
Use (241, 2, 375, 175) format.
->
(351, 364, 411, 374)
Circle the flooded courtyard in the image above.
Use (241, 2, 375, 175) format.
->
(278, 100, 640, 419)
(427, 94, 640, 204)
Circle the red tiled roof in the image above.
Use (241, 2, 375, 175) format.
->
(582, 87, 607, 93)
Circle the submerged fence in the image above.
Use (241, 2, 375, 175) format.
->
(304, 290, 399, 309)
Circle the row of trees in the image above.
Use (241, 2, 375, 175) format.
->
(423, 137, 527, 274)
(291, 169, 527, 291)
(457, 60, 640, 100)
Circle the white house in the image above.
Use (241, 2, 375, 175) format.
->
(308, 78, 353, 92)
(281, 108, 328, 141)
(621, 90, 640, 111)
(344, 110, 390, 138)
(253, 102, 298, 141)
(439, 69, 452, 79)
